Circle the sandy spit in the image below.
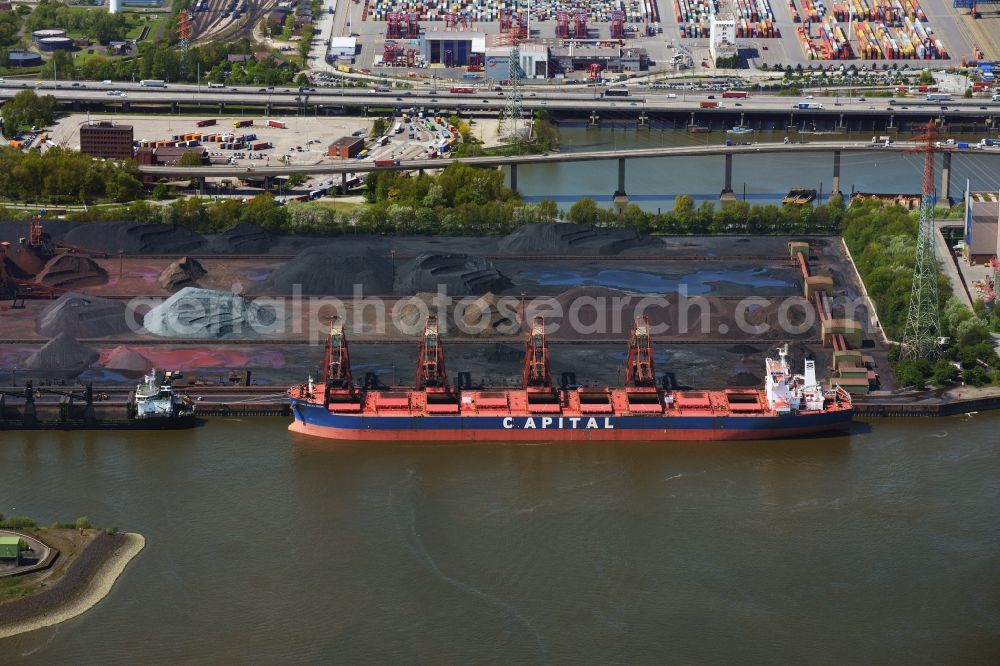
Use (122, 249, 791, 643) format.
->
(0, 533, 145, 640)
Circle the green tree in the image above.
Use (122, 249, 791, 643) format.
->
(178, 150, 205, 167)
(1, 90, 57, 131)
(535, 199, 559, 221)
(567, 197, 600, 225)
(673, 194, 695, 219)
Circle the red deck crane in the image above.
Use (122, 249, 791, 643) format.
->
(522, 316, 552, 388)
(625, 316, 657, 387)
(416, 317, 447, 389)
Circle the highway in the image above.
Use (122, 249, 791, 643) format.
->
(2, 79, 999, 117)
(136, 140, 999, 178)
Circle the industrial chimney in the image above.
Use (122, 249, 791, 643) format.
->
(109, 0, 121, 14)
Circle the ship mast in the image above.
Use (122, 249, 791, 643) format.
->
(416, 317, 447, 388)
(522, 316, 552, 388)
(323, 319, 353, 389)
(625, 316, 656, 387)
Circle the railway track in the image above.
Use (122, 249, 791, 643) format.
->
(114, 254, 793, 262)
(0, 336, 811, 345)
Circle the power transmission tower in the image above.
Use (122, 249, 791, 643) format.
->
(177, 10, 193, 51)
(900, 122, 942, 361)
(497, 43, 525, 143)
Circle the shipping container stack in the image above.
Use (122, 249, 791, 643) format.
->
(362, 0, 648, 28)
(793, 0, 946, 60)
(733, 0, 780, 38)
(673, 0, 717, 38)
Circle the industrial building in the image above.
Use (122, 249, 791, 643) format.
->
(328, 136, 364, 159)
(962, 189, 1000, 264)
(420, 29, 486, 67)
(0, 535, 25, 565)
(550, 44, 648, 75)
(79, 121, 134, 160)
(328, 37, 358, 59)
(151, 146, 209, 166)
(485, 42, 550, 79)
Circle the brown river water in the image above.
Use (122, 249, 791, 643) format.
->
(1, 416, 999, 664)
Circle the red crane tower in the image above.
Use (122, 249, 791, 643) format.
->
(610, 10, 625, 39)
(588, 63, 603, 81)
(405, 11, 420, 38)
(516, 12, 528, 38)
(386, 11, 402, 39)
(499, 8, 514, 34)
(556, 11, 570, 38)
(383, 40, 399, 66)
(574, 9, 587, 38)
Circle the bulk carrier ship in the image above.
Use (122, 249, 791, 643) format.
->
(288, 317, 853, 442)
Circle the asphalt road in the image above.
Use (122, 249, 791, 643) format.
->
(2, 80, 998, 116)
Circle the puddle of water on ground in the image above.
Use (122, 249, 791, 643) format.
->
(520, 268, 791, 295)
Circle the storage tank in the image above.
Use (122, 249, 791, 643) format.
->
(38, 36, 74, 52)
(32, 29, 67, 43)
(109, 0, 121, 13)
(7, 50, 43, 67)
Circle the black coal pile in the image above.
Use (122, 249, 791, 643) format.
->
(728, 371, 762, 387)
(394, 253, 511, 296)
(0, 220, 76, 245)
(37, 292, 131, 338)
(207, 223, 272, 254)
(34, 254, 108, 289)
(24, 332, 99, 373)
(498, 223, 648, 256)
(62, 222, 206, 254)
(158, 257, 207, 290)
(270, 247, 393, 295)
(143, 287, 279, 339)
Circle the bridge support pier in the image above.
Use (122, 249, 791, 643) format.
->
(198, 177, 206, 195)
(838, 113, 845, 129)
(720, 153, 736, 201)
(341, 172, 347, 193)
(589, 111, 599, 126)
(263, 177, 271, 191)
(941, 151, 952, 203)
(888, 113, 896, 130)
(218, 102, 225, 114)
(637, 113, 648, 127)
(171, 102, 178, 113)
(122, 101, 130, 112)
(510, 164, 518, 194)
(832, 150, 842, 196)
(613, 157, 629, 214)
(266, 103, 272, 115)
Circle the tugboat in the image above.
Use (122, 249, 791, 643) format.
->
(129, 370, 197, 425)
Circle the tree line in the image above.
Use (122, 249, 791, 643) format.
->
(843, 200, 1000, 388)
(0, 145, 143, 204)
